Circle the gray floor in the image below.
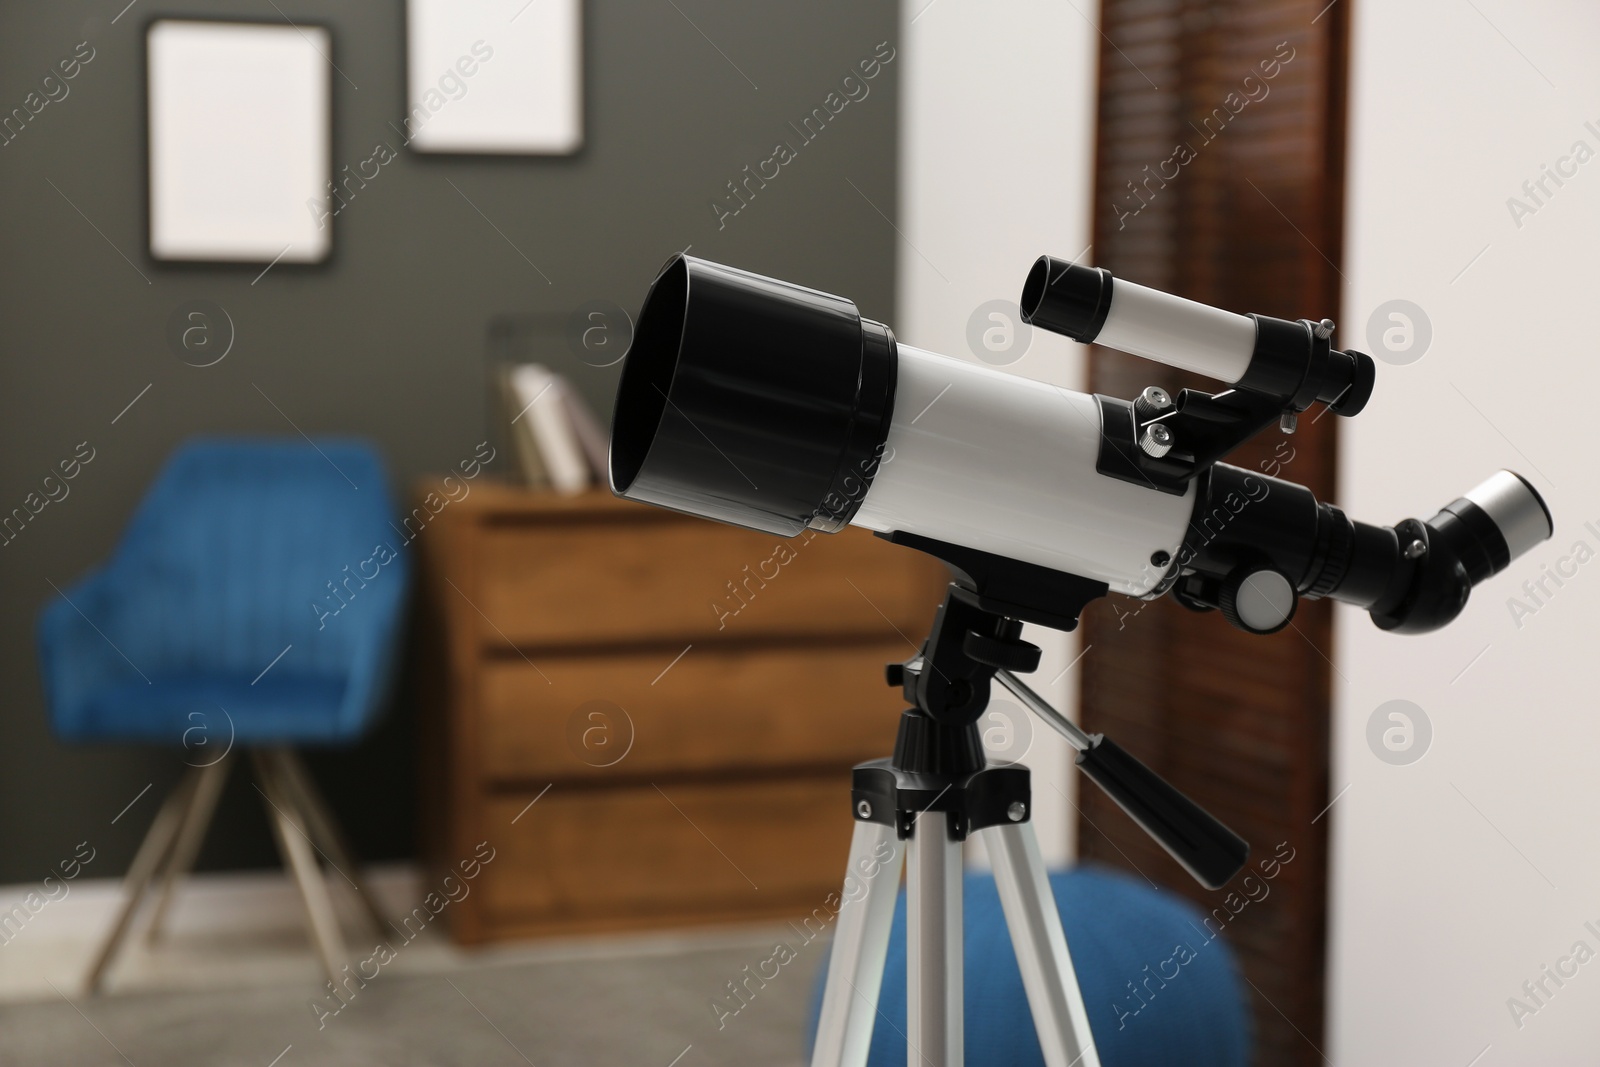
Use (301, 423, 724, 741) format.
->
(0, 941, 823, 1067)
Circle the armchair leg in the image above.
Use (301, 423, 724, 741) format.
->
(253, 751, 348, 987)
(85, 769, 203, 994)
(144, 751, 235, 944)
(265, 748, 390, 938)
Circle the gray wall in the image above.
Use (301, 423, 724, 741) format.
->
(0, 1, 898, 881)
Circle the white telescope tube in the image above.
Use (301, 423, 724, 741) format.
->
(850, 345, 1194, 597)
(1096, 279, 1256, 382)
(1020, 256, 1259, 384)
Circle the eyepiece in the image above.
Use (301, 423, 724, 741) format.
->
(1019, 255, 1112, 343)
(1175, 466, 1553, 635)
(609, 255, 897, 536)
(1353, 471, 1551, 633)
(1336, 470, 1552, 633)
(1460, 470, 1553, 565)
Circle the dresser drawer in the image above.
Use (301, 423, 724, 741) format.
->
(479, 775, 854, 931)
(418, 487, 949, 944)
(469, 520, 942, 648)
(478, 645, 906, 782)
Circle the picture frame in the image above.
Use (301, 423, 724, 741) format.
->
(404, 0, 583, 156)
(146, 18, 334, 265)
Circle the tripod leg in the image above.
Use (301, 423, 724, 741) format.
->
(811, 819, 905, 1067)
(983, 821, 1102, 1067)
(907, 811, 963, 1067)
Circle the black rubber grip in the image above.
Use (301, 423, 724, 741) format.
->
(1076, 737, 1249, 890)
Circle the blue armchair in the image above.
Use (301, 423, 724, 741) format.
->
(37, 437, 411, 992)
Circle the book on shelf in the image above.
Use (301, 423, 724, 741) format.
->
(494, 364, 549, 488)
(497, 362, 607, 495)
(560, 379, 609, 480)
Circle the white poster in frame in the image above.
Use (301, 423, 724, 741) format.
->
(405, 0, 583, 155)
(147, 19, 332, 264)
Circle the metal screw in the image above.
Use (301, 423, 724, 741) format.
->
(1139, 422, 1173, 458)
(1314, 318, 1336, 339)
(1404, 538, 1427, 560)
(1280, 411, 1298, 435)
(1140, 385, 1173, 410)
(1150, 549, 1172, 568)
(856, 799, 872, 819)
(1006, 801, 1027, 822)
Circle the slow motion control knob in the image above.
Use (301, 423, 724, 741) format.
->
(1219, 565, 1297, 635)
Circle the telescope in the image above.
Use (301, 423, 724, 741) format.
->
(612, 255, 1549, 637)
(607, 253, 1551, 1067)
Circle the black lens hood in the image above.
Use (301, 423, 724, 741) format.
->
(609, 255, 897, 536)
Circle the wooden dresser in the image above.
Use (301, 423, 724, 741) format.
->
(415, 484, 946, 943)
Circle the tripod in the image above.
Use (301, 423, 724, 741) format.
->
(811, 542, 1250, 1067)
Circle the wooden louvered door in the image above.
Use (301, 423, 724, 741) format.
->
(1079, 2, 1349, 1064)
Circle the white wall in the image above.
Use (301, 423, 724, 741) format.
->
(896, 0, 1098, 865)
(1334, 2, 1600, 1063)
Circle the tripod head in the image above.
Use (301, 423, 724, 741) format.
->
(879, 565, 1248, 890)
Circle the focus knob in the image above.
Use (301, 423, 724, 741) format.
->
(1219, 565, 1297, 635)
